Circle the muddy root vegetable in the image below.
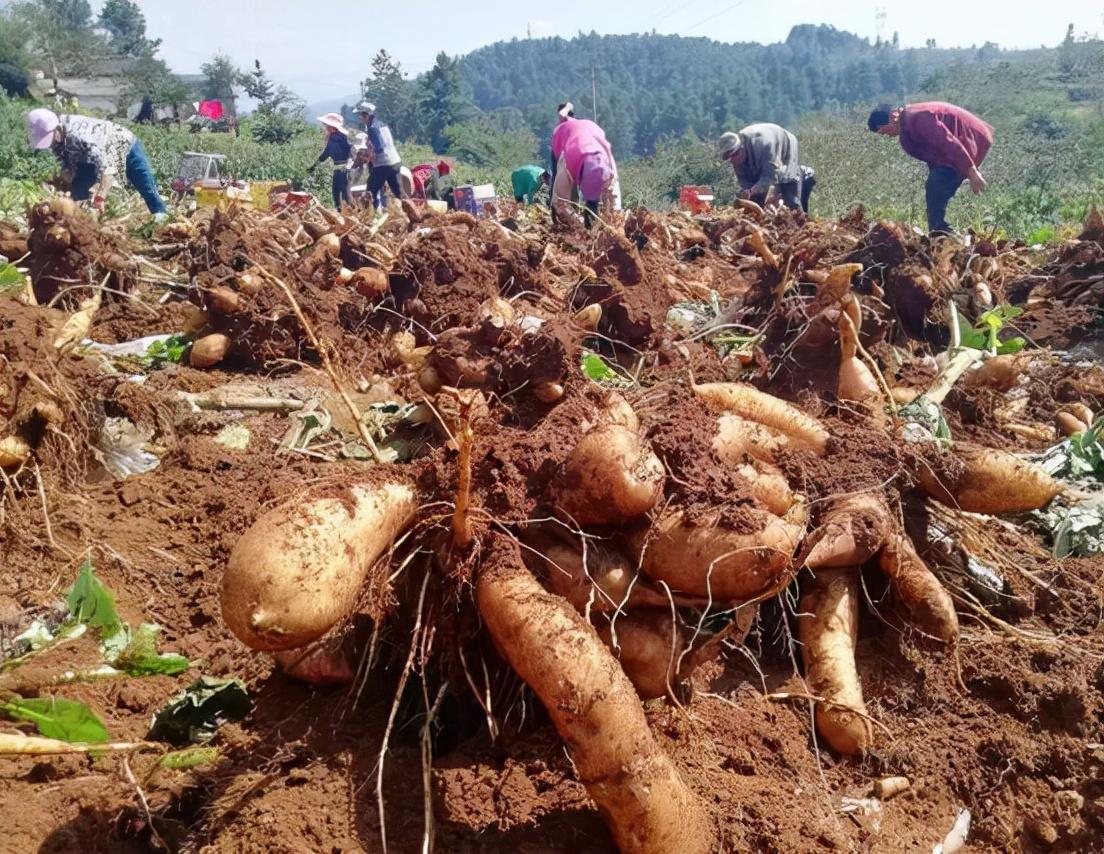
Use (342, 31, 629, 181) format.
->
(597, 611, 683, 700)
(878, 534, 959, 643)
(732, 459, 795, 516)
(712, 413, 811, 464)
(917, 443, 1062, 514)
(694, 382, 828, 454)
(552, 424, 665, 525)
(220, 475, 419, 651)
(797, 568, 873, 755)
(634, 502, 807, 600)
(837, 300, 881, 408)
(1056, 411, 1089, 437)
(963, 354, 1023, 392)
(476, 537, 715, 854)
(189, 333, 231, 368)
(533, 539, 675, 614)
(804, 493, 892, 569)
(206, 286, 241, 315)
(349, 267, 389, 298)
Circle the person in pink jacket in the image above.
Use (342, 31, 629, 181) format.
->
(550, 105, 620, 228)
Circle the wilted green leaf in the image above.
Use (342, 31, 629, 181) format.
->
(113, 624, 190, 677)
(148, 677, 251, 746)
(1, 696, 110, 744)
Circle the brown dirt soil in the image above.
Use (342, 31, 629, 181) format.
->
(3, 203, 1104, 854)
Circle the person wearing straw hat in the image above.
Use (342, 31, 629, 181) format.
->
(354, 101, 405, 211)
(25, 107, 167, 218)
(718, 123, 804, 212)
(310, 112, 353, 210)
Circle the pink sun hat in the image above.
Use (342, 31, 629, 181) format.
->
(316, 112, 345, 132)
(26, 108, 60, 149)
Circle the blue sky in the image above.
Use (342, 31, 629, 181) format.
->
(110, 1, 1104, 102)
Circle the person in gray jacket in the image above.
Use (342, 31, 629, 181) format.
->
(718, 123, 808, 212)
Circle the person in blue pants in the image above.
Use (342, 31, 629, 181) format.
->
(26, 108, 167, 217)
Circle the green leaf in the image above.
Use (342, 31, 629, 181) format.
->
(113, 624, 190, 677)
(1, 696, 110, 744)
(142, 334, 190, 368)
(580, 352, 631, 386)
(995, 336, 1027, 355)
(67, 560, 123, 633)
(160, 746, 221, 770)
(148, 677, 251, 746)
(0, 262, 25, 295)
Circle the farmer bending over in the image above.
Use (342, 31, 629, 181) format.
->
(717, 123, 806, 212)
(512, 164, 550, 204)
(550, 105, 620, 229)
(26, 108, 167, 218)
(867, 101, 993, 236)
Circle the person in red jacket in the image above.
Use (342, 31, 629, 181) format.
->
(868, 101, 994, 235)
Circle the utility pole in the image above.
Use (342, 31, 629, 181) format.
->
(591, 62, 598, 122)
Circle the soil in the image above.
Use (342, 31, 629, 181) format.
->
(2, 201, 1103, 854)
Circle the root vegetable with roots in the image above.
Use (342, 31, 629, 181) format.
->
(916, 442, 1062, 514)
(476, 535, 715, 854)
(220, 473, 419, 651)
(694, 382, 829, 454)
(797, 567, 873, 755)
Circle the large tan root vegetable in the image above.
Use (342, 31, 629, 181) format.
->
(476, 536, 715, 854)
(551, 424, 665, 525)
(797, 567, 873, 755)
(633, 502, 807, 600)
(694, 382, 828, 454)
(596, 611, 683, 700)
(732, 459, 796, 516)
(220, 474, 419, 651)
(917, 443, 1061, 514)
(878, 534, 959, 643)
(804, 493, 892, 569)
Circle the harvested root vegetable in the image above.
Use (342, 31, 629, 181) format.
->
(206, 286, 241, 316)
(572, 303, 602, 330)
(0, 435, 31, 468)
(476, 537, 715, 854)
(878, 534, 959, 643)
(917, 443, 1061, 514)
(349, 267, 389, 298)
(596, 611, 682, 700)
(810, 263, 864, 313)
(315, 232, 341, 256)
(390, 331, 431, 369)
(552, 424, 665, 525)
(534, 538, 673, 614)
(713, 413, 815, 465)
(189, 333, 232, 369)
(804, 493, 892, 569)
(1068, 403, 1095, 426)
(890, 386, 920, 405)
(694, 382, 828, 454)
(634, 503, 807, 600)
(797, 568, 873, 755)
(1056, 411, 1089, 437)
(963, 354, 1022, 392)
(837, 300, 881, 408)
(220, 475, 419, 651)
(733, 459, 795, 515)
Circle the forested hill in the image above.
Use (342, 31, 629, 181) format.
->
(457, 25, 1044, 156)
